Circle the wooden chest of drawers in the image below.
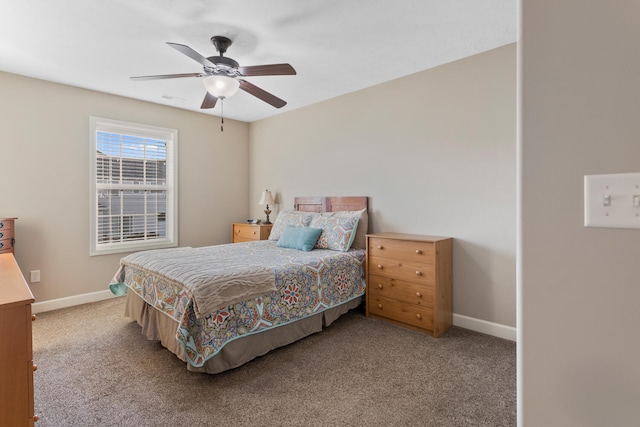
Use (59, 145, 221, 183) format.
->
(0, 253, 37, 426)
(0, 218, 17, 254)
(366, 233, 453, 337)
(232, 223, 273, 243)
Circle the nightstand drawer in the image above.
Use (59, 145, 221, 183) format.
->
(369, 256, 434, 285)
(234, 225, 261, 240)
(368, 237, 434, 264)
(368, 274, 434, 307)
(232, 223, 273, 243)
(368, 295, 434, 330)
(0, 219, 14, 231)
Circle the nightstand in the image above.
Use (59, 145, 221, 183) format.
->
(232, 223, 273, 243)
(366, 232, 453, 337)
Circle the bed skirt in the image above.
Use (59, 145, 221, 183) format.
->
(124, 292, 362, 374)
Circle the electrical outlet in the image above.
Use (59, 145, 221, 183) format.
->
(30, 270, 41, 283)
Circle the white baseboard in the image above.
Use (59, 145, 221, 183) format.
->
(453, 313, 516, 341)
(32, 290, 119, 314)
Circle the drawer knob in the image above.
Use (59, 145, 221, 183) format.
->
(416, 292, 422, 298)
(415, 249, 422, 254)
(416, 313, 422, 320)
(34, 415, 39, 422)
(33, 364, 38, 372)
(377, 265, 383, 269)
(378, 303, 383, 309)
(377, 245, 383, 249)
(253, 231, 257, 235)
(377, 283, 383, 289)
(236, 230, 240, 234)
(416, 271, 421, 276)
(32, 314, 37, 321)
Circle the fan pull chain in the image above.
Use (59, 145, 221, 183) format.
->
(220, 98, 224, 132)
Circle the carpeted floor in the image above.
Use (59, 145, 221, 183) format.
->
(32, 297, 515, 426)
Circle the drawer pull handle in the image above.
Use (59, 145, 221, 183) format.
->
(377, 245, 383, 249)
(0, 232, 3, 239)
(378, 303, 383, 309)
(34, 415, 39, 422)
(0, 242, 3, 249)
(416, 271, 421, 276)
(377, 265, 383, 269)
(253, 231, 256, 235)
(415, 249, 422, 254)
(33, 364, 38, 372)
(416, 313, 422, 320)
(377, 284, 383, 289)
(416, 292, 422, 298)
(32, 314, 37, 321)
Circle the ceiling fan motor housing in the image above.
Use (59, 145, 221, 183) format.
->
(206, 55, 239, 71)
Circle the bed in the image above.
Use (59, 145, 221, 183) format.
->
(110, 196, 368, 373)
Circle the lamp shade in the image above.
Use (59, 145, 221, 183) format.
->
(203, 75, 240, 99)
(259, 190, 275, 205)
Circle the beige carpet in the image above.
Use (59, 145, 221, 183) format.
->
(32, 297, 515, 426)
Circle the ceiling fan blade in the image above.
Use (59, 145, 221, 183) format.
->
(201, 92, 218, 109)
(130, 72, 207, 81)
(237, 63, 297, 76)
(239, 80, 287, 108)
(167, 42, 217, 68)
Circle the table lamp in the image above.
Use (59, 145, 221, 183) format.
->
(259, 190, 275, 224)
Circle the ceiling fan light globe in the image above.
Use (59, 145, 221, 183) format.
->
(203, 75, 240, 98)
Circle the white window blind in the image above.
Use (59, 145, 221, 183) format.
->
(90, 117, 178, 255)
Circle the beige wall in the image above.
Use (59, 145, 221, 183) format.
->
(0, 71, 250, 302)
(250, 44, 517, 327)
(521, 1, 640, 425)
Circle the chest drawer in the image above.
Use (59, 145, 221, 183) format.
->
(0, 229, 13, 241)
(369, 256, 434, 285)
(368, 274, 434, 308)
(368, 237, 434, 264)
(368, 294, 434, 330)
(0, 219, 14, 232)
(0, 228, 14, 253)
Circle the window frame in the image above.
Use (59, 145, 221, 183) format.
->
(89, 117, 178, 256)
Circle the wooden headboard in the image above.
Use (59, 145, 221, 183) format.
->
(294, 196, 367, 213)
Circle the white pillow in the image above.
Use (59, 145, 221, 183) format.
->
(268, 211, 319, 240)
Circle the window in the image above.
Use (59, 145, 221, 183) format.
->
(90, 117, 178, 255)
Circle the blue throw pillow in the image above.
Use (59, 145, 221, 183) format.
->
(276, 226, 322, 251)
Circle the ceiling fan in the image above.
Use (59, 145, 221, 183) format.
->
(131, 35, 296, 110)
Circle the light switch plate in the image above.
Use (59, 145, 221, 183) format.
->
(584, 172, 640, 229)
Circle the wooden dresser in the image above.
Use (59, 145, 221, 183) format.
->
(366, 233, 453, 337)
(0, 218, 17, 254)
(0, 253, 37, 426)
(232, 223, 273, 243)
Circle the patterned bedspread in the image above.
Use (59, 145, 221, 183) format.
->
(111, 240, 366, 367)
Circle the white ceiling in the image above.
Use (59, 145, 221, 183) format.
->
(0, 0, 516, 123)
